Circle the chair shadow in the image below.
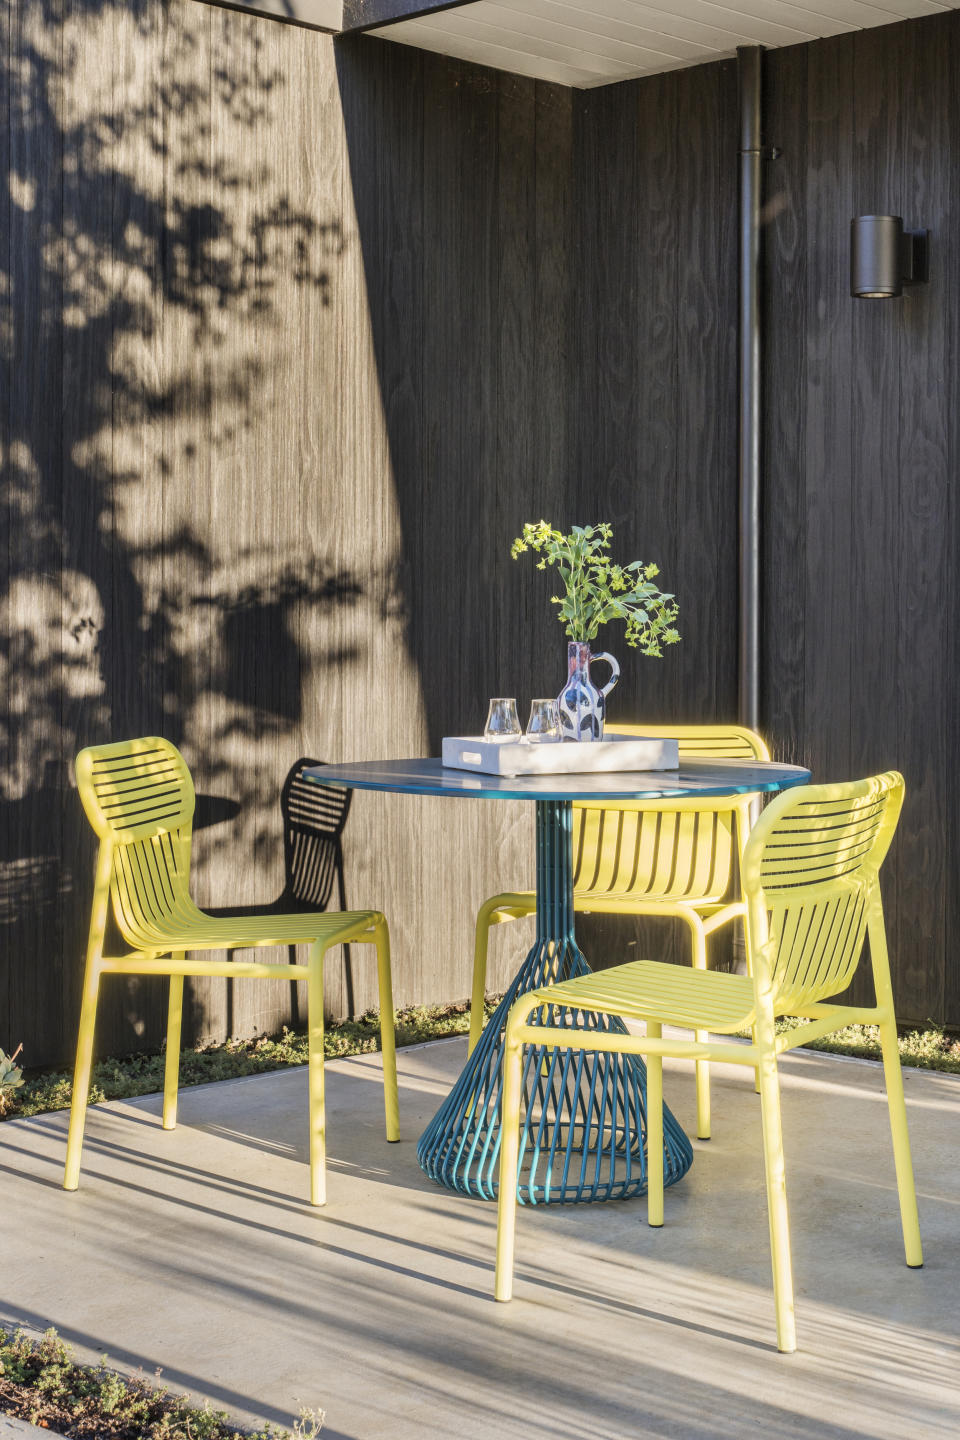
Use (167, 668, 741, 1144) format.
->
(204, 757, 357, 1023)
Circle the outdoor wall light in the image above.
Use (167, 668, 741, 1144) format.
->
(851, 216, 928, 298)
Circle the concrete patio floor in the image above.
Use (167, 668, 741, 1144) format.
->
(1, 1037, 957, 1440)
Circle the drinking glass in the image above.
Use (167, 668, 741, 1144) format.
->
(484, 698, 521, 740)
(526, 698, 561, 743)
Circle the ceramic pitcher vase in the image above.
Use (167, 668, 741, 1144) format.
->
(557, 641, 620, 741)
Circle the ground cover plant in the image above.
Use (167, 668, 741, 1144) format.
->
(770, 1017, 960, 1070)
(0, 1327, 321, 1439)
(0, 1001, 496, 1122)
(0, 1001, 955, 1127)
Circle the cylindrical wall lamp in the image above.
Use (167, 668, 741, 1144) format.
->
(851, 216, 928, 298)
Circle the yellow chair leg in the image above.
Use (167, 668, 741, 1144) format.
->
(374, 918, 400, 1143)
(494, 1013, 526, 1301)
(688, 920, 711, 1139)
(646, 1021, 664, 1227)
(469, 903, 496, 1056)
(64, 965, 101, 1191)
(757, 1045, 796, 1353)
(163, 969, 184, 1130)
(878, 1015, 923, 1267)
(307, 941, 327, 1207)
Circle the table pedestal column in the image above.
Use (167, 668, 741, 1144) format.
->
(417, 799, 694, 1201)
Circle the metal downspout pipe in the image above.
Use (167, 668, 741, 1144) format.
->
(737, 46, 763, 733)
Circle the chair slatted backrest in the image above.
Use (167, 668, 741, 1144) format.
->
(76, 737, 197, 949)
(570, 725, 769, 904)
(742, 773, 904, 1012)
(282, 760, 352, 911)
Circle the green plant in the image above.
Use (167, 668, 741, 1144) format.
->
(0, 1045, 24, 1116)
(292, 1403, 325, 1438)
(511, 521, 680, 655)
(0, 1326, 291, 1440)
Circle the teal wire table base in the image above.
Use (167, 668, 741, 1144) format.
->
(417, 799, 694, 1202)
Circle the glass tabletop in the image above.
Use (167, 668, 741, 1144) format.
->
(304, 756, 811, 802)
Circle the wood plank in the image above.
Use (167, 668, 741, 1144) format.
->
(58, 0, 127, 1062)
(568, 83, 600, 518)
(571, 78, 638, 560)
(414, 48, 470, 1008)
(3, 0, 70, 1062)
(102, 0, 171, 1062)
(292, 21, 354, 1022)
(762, 42, 808, 769)
(414, 0, 831, 50)
(530, 79, 574, 692)
(342, 0, 465, 31)
(398, 10, 678, 76)
(715, 56, 740, 725)
(495, 70, 537, 686)
(489, 0, 719, 62)
(372, 19, 626, 86)
(893, 13, 951, 1024)
(631, 68, 681, 727)
(803, 34, 854, 791)
(0, 0, 11, 1049)
(156, 0, 221, 1044)
(440, 1, 717, 66)
(946, 15, 960, 1032)
(673, 61, 735, 725)
(336, 30, 433, 1017)
(526, 0, 797, 53)
(848, 25, 903, 1013)
(850, 22, 901, 775)
(204, 4, 291, 1040)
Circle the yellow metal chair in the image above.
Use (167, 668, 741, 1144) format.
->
(471, 724, 770, 1138)
(494, 772, 922, 1352)
(64, 737, 399, 1207)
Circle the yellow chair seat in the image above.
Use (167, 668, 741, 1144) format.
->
(116, 904, 382, 956)
(540, 961, 756, 1035)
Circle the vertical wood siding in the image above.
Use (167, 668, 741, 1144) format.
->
(2, 2, 957, 1067)
(763, 18, 960, 1021)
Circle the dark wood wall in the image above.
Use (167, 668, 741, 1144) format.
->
(2, 0, 957, 1068)
(762, 17, 960, 1024)
(3, 0, 591, 1067)
(572, 63, 739, 733)
(568, 61, 740, 974)
(568, 17, 960, 1024)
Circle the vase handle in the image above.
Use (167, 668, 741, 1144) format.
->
(593, 651, 620, 698)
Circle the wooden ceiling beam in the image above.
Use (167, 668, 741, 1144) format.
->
(340, 1, 473, 35)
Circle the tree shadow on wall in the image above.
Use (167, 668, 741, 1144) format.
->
(0, 0, 365, 1065)
(333, 35, 571, 752)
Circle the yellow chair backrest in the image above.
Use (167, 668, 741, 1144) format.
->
(571, 724, 769, 905)
(610, 723, 771, 764)
(75, 737, 197, 949)
(742, 772, 904, 1011)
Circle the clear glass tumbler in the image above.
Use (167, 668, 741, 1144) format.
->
(526, 699, 562, 743)
(484, 698, 521, 740)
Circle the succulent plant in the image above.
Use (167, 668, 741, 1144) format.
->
(0, 1045, 24, 1116)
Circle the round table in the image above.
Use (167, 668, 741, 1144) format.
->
(306, 756, 811, 1204)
